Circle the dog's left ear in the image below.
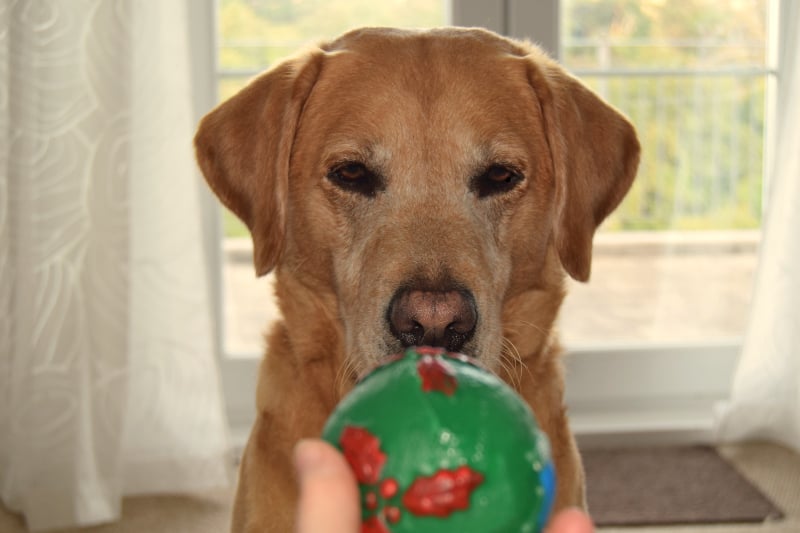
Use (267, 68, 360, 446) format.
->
(194, 51, 324, 276)
(527, 53, 640, 282)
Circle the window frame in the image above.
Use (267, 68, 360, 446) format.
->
(195, 0, 783, 448)
(190, 0, 260, 442)
(456, 0, 777, 446)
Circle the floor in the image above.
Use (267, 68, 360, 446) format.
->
(1, 441, 797, 533)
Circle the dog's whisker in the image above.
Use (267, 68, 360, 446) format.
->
(334, 363, 348, 393)
(501, 336, 538, 391)
(504, 319, 549, 337)
(335, 356, 361, 393)
(499, 337, 523, 391)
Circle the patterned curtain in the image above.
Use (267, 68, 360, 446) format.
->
(0, 1, 230, 530)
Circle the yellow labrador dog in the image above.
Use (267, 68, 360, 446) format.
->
(195, 27, 639, 533)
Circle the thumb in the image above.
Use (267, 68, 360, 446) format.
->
(546, 508, 595, 533)
(294, 439, 361, 533)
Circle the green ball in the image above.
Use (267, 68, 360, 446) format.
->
(322, 346, 556, 533)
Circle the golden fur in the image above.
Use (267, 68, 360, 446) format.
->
(195, 27, 640, 533)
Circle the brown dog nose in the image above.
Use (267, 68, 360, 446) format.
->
(388, 289, 477, 352)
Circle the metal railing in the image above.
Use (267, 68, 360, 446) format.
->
(567, 67, 773, 231)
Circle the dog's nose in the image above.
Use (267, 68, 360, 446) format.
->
(388, 289, 477, 352)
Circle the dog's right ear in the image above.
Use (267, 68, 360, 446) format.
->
(194, 52, 323, 276)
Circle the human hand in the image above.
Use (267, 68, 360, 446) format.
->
(294, 439, 360, 533)
(545, 508, 595, 533)
(293, 439, 594, 533)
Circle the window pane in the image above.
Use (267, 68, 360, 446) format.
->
(562, 0, 769, 70)
(217, 0, 449, 355)
(218, 0, 449, 99)
(558, 0, 771, 346)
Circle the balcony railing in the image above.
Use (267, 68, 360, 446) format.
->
(572, 67, 772, 232)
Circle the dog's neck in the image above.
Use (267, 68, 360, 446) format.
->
(498, 246, 568, 385)
(258, 269, 351, 411)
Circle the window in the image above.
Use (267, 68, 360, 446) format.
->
(558, 0, 772, 347)
(204, 0, 781, 443)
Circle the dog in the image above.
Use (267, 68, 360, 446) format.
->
(195, 27, 639, 533)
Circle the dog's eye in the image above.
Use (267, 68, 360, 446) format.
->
(472, 165, 524, 198)
(326, 162, 383, 197)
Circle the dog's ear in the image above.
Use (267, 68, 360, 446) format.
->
(194, 51, 323, 276)
(527, 54, 640, 282)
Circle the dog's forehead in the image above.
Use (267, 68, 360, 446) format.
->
(320, 27, 531, 82)
(302, 28, 541, 167)
(323, 26, 529, 56)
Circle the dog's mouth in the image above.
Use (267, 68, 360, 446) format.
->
(386, 287, 478, 353)
(355, 345, 492, 384)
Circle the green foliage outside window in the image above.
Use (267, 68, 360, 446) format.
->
(562, 0, 768, 231)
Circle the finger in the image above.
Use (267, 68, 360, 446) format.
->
(546, 508, 595, 533)
(294, 439, 361, 533)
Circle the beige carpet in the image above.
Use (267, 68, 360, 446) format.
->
(0, 490, 233, 533)
(0, 442, 797, 533)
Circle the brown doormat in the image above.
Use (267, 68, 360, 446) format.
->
(583, 445, 784, 527)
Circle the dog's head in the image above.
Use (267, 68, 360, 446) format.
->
(195, 27, 639, 373)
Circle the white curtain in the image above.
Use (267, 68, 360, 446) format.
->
(715, 2, 800, 453)
(0, 1, 230, 530)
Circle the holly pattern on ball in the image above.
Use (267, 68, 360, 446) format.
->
(339, 423, 486, 531)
